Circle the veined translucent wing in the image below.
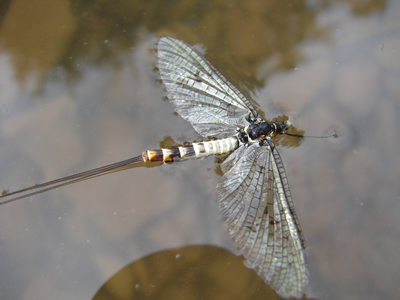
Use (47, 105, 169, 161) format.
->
(217, 142, 308, 299)
(157, 36, 258, 139)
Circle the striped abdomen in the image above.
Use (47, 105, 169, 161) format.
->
(142, 136, 239, 163)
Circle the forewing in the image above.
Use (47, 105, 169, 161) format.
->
(217, 142, 308, 299)
(157, 36, 257, 138)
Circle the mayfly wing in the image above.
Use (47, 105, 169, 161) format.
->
(217, 142, 308, 299)
(157, 36, 258, 139)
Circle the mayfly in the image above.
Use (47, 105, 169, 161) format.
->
(1, 37, 309, 299)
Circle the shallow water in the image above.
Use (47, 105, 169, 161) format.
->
(0, 1, 399, 299)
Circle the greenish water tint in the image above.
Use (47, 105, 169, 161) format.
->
(0, 0, 398, 299)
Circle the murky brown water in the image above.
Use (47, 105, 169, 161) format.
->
(0, 0, 399, 299)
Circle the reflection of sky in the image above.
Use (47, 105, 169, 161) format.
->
(0, 0, 399, 299)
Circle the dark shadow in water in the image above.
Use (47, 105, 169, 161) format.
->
(0, 0, 386, 93)
(93, 245, 307, 300)
(0, 0, 12, 31)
